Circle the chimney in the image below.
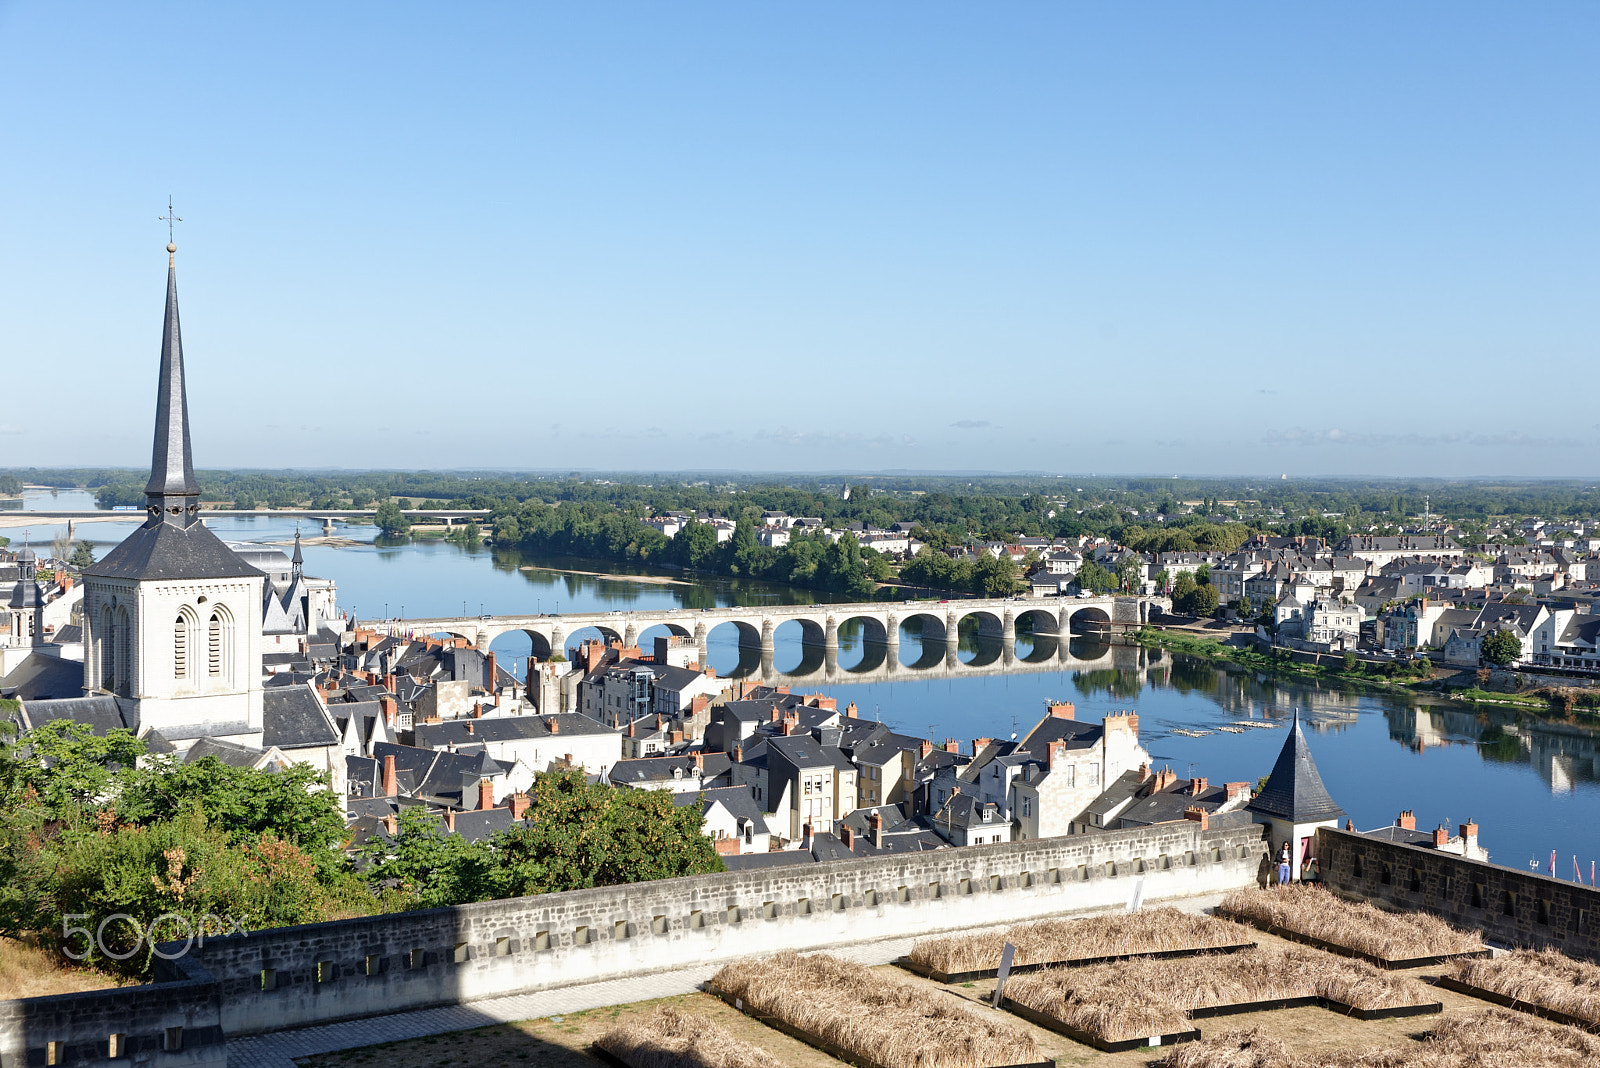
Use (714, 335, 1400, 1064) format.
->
(841, 823, 855, 850)
(944, 739, 959, 754)
(478, 779, 495, 811)
(972, 737, 993, 755)
(465, 721, 474, 735)
(627, 720, 636, 737)
(771, 707, 781, 722)
(732, 742, 743, 763)
(801, 820, 814, 850)
(382, 813, 397, 835)
(547, 717, 560, 734)
(870, 810, 884, 850)
(444, 808, 456, 832)
(1047, 740, 1066, 769)
(486, 651, 497, 689)
(693, 751, 705, 771)
(1048, 701, 1075, 720)
(1183, 805, 1209, 830)
(714, 836, 741, 856)
(670, 729, 684, 745)
(1189, 776, 1209, 796)
(1459, 820, 1478, 853)
(380, 694, 397, 727)
(471, 701, 483, 719)
(845, 702, 858, 718)
(920, 739, 933, 758)
(777, 686, 789, 695)
(385, 672, 396, 693)
(382, 755, 397, 797)
(1396, 810, 1416, 831)
(1224, 781, 1249, 801)
(1433, 825, 1449, 848)
(510, 791, 530, 819)
(691, 694, 709, 715)
(1345, 818, 1355, 831)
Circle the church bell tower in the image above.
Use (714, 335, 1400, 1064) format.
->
(80, 239, 266, 747)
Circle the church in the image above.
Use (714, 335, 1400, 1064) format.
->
(56, 239, 340, 757)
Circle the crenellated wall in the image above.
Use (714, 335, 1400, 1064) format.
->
(0, 821, 1268, 1063)
(1318, 826, 1600, 959)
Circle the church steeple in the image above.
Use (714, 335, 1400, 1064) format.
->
(144, 241, 200, 528)
(292, 526, 304, 580)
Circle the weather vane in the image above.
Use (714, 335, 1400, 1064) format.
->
(159, 196, 182, 245)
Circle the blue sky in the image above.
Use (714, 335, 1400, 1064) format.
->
(1, 4, 1595, 476)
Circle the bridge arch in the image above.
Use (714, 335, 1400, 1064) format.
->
(955, 609, 1006, 639)
(705, 619, 764, 678)
(1068, 605, 1112, 636)
(562, 624, 623, 658)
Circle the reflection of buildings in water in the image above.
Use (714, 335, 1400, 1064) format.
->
(1388, 704, 1600, 797)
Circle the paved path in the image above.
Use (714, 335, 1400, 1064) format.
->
(226, 892, 1229, 1067)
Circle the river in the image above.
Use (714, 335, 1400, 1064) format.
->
(13, 487, 1600, 869)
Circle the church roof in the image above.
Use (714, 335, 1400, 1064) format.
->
(1246, 711, 1345, 823)
(145, 246, 198, 501)
(84, 519, 264, 582)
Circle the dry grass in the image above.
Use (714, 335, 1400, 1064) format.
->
(1159, 1009, 1600, 1067)
(908, 908, 1250, 974)
(1003, 946, 1430, 1044)
(1221, 885, 1483, 962)
(595, 1006, 786, 1068)
(712, 952, 1042, 1068)
(0, 938, 124, 1000)
(1451, 948, 1600, 1026)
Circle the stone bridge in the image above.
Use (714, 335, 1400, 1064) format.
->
(395, 594, 1166, 680)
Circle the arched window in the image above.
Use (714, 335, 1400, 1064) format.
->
(174, 608, 195, 679)
(207, 606, 234, 686)
(98, 605, 115, 692)
(114, 606, 132, 698)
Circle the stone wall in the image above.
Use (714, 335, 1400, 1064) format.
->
(198, 820, 1265, 1036)
(0, 958, 224, 1068)
(0, 821, 1267, 1060)
(1318, 826, 1600, 958)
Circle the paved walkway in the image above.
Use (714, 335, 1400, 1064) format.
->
(226, 892, 1229, 1067)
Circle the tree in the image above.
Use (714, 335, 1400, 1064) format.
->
(1480, 629, 1522, 667)
(1075, 561, 1118, 594)
(971, 553, 1020, 597)
(1116, 556, 1143, 593)
(374, 499, 411, 535)
(67, 541, 96, 569)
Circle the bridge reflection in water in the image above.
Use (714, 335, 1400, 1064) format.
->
(736, 619, 1168, 685)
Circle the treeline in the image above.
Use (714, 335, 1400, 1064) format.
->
(491, 501, 891, 598)
(0, 718, 719, 976)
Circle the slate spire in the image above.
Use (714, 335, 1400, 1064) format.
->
(292, 526, 304, 579)
(1246, 709, 1346, 823)
(144, 241, 200, 528)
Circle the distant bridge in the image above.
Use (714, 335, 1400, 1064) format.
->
(2, 509, 491, 536)
(389, 594, 1170, 680)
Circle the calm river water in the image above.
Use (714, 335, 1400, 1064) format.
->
(14, 488, 1600, 867)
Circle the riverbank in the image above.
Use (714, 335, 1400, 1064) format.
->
(1131, 626, 1600, 721)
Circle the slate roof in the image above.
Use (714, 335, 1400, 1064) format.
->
(184, 737, 268, 768)
(1246, 711, 1346, 823)
(675, 785, 771, 838)
(412, 712, 611, 748)
(18, 695, 129, 735)
(262, 684, 340, 750)
(610, 752, 733, 787)
(0, 652, 84, 700)
(84, 520, 264, 582)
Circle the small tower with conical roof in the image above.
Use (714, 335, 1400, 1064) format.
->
(81, 238, 267, 746)
(1246, 709, 1346, 883)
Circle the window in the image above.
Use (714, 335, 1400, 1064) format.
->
(614, 922, 629, 941)
(928, 881, 942, 900)
(865, 888, 879, 906)
(496, 936, 512, 956)
(726, 906, 741, 924)
(407, 948, 425, 969)
(173, 611, 189, 678)
(315, 960, 335, 983)
(763, 901, 777, 919)
(575, 925, 591, 944)
(535, 931, 551, 950)
(1021, 796, 1031, 818)
(989, 875, 1002, 891)
(164, 1027, 184, 1052)
(690, 910, 704, 929)
(453, 942, 469, 962)
(365, 953, 383, 975)
(652, 915, 668, 935)
(896, 886, 910, 903)
(260, 968, 277, 990)
(47, 1041, 64, 1065)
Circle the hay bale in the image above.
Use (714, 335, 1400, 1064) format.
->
(1451, 949, 1600, 1026)
(1221, 885, 1482, 961)
(1003, 946, 1428, 1044)
(908, 907, 1250, 974)
(1157, 1009, 1600, 1067)
(595, 1006, 786, 1068)
(713, 952, 1041, 1068)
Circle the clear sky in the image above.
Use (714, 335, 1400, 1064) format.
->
(1, 4, 1595, 477)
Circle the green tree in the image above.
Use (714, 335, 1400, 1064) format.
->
(972, 553, 1020, 597)
(374, 499, 411, 535)
(1074, 561, 1118, 594)
(1480, 629, 1522, 667)
(67, 541, 96, 569)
